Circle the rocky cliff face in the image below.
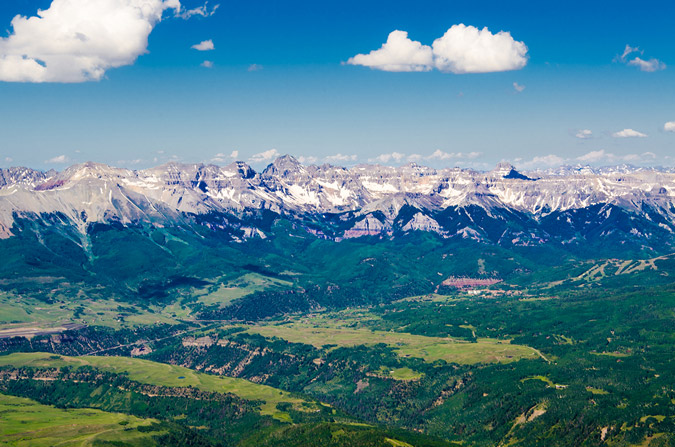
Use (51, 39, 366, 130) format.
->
(0, 156, 674, 248)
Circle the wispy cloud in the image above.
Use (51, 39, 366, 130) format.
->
(612, 128, 647, 138)
(347, 24, 528, 74)
(628, 57, 666, 72)
(427, 150, 482, 160)
(518, 150, 659, 169)
(513, 82, 525, 93)
(211, 150, 239, 163)
(575, 129, 593, 139)
(201, 61, 214, 68)
(249, 149, 280, 163)
(369, 152, 406, 163)
(518, 154, 566, 169)
(325, 153, 357, 162)
(616, 44, 665, 72)
(192, 40, 214, 51)
(176, 2, 219, 19)
(297, 155, 318, 164)
(45, 155, 70, 164)
(577, 149, 655, 163)
(247, 64, 263, 72)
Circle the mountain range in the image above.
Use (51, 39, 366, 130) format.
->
(1, 156, 673, 252)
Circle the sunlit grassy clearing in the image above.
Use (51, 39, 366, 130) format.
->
(379, 367, 424, 381)
(0, 393, 160, 447)
(241, 323, 538, 365)
(0, 352, 315, 420)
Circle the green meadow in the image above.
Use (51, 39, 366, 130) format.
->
(0, 393, 161, 447)
(0, 352, 315, 420)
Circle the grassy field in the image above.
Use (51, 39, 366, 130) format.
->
(0, 352, 316, 420)
(0, 393, 161, 447)
(0, 272, 294, 330)
(0, 292, 182, 330)
(379, 367, 424, 381)
(193, 273, 293, 308)
(240, 322, 538, 365)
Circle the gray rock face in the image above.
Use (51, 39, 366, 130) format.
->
(0, 157, 674, 242)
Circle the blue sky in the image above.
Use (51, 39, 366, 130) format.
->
(0, 0, 673, 171)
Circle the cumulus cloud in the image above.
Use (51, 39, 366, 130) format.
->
(325, 153, 357, 162)
(616, 44, 665, 72)
(369, 152, 406, 163)
(431, 24, 528, 74)
(346, 30, 433, 72)
(347, 24, 528, 74)
(513, 82, 525, 93)
(0, 0, 180, 83)
(575, 129, 593, 139)
(665, 121, 675, 132)
(201, 60, 213, 68)
(176, 1, 219, 19)
(249, 149, 281, 163)
(192, 39, 214, 51)
(45, 155, 70, 164)
(612, 128, 647, 138)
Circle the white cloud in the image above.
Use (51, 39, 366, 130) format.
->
(0, 0, 180, 83)
(347, 25, 528, 74)
(575, 129, 593, 139)
(426, 150, 481, 160)
(248, 63, 263, 72)
(518, 154, 566, 169)
(192, 39, 214, 51)
(369, 152, 406, 163)
(249, 148, 280, 163)
(346, 30, 433, 72)
(407, 154, 423, 161)
(325, 153, 357, 162)
(616, 44, 665, 72)
(432, 24, 528, 74)
(665, 121, 675, 132)
(45, 155, 69, 164)
(211, 150, 238, 163)
(628, 57, 666, 72)
(577, 150, 607, 163)
(297, 155, 318, 164)
(576, 149, 655, 164)
(619, 44, 640, 61)
(201, 60, 213, 68)
(4, 157, 13, 163)
(513, 82, 525, 92)
(612, 128, 647, 138)
(176, 1, 219, 19)
(117, 158, 144, 166)
(427, 150, 454, 160)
